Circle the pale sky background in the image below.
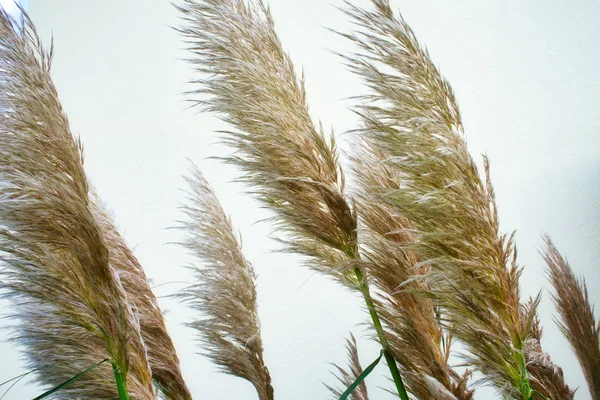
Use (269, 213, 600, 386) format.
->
(0, 0, 598, 399)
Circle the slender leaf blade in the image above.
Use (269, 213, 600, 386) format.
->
(339, 351, 383, 400)
(32, 359, 108, 400)
(0, 369, 38, 388)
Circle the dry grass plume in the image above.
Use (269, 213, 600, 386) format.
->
(339, 0, 569, 397)
(176, 0, 358, 283)
(352, 141, 473, 400)
(91, 195, 191, 400)
(0, 9, 154, 398)
(178, 164, 273, 400)
(544, 236, 599, 400)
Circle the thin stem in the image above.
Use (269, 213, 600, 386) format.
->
(516, 341, 533, 400)
(111, 362, 130, 400)
(354, 267, 409, 400)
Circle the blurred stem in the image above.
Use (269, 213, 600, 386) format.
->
(516, 341, 533, 400)
(111, 362, 130, 400)
(354, 267, 409, 400)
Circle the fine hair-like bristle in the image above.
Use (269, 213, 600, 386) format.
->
(178, 164, 273, 400)
(544, 236, 599, 400)
(339, 0, 567, 397)
(0, 9, 153, 398)
(325, 334, 369, 400)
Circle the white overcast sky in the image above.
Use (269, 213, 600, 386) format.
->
(0, 0, 27, 15)
(1, 0, 599, 399)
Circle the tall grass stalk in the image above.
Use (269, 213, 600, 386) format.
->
(350, 140, 473, 399)
(338, 0, 571, 397)
(178, 165, 274, 400)
(112, 363, 130, 400)
(354, 267, 407, 399)
(0, 8, 153, 398)
(176, 0, 409, 396)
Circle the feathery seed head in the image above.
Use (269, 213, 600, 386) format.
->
(543, 236, 597, 399)
(177, 0, 358, 284)
(178, 164, 273, 400)
(91, 196, 191, 400)
(0, 9, 154, 397)
(339, 1, 567, 397)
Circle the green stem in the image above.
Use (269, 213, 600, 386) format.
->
(354, 267, 409, 400)
(111, 362, 130, 400)
(516, 339, 533, 400)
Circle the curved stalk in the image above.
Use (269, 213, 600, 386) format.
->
(354, 267, 409, 400)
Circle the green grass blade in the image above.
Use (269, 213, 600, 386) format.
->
(339, 350, 383, 400)
(354, 267, 409, 400)
(32, 359, 108, 400)
(0, 368, 38, 388)
(1, 369, 37, 400)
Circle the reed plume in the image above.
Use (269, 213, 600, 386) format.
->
(178, 164, 273, 400)
(91, 195, 192, 400)
(352, 140, 473, 400)
(176, 0, 356, 282)
(325, 334, 369, 400)
(14, 303, 139, 399)
(13, 195, 192, 399)
(544, 236, 599, 399)
(0, 9, 153, 398)
(340, 0, 569, 397)
(177, 1, 414, 396)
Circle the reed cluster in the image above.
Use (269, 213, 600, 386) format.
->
(0, 7, 188, 400)
(0, 1, 597, 399)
